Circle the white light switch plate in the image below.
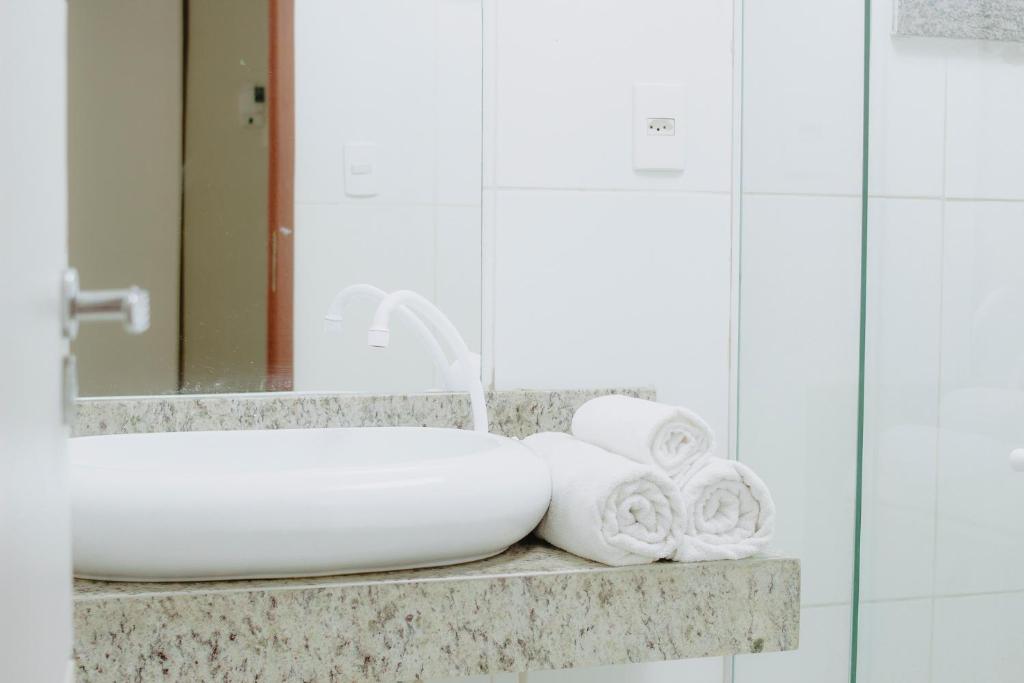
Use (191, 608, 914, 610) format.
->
(344, 142, 377, 197)
(632, 83, 685, 172)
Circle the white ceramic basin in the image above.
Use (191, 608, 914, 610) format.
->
(71, 427, 551, 581)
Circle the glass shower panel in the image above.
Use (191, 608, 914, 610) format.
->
(856, 14, 1024, 681)
(733, 0, 867, 681)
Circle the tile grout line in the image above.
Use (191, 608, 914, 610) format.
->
(925, 52, 951, 683)
(480, 0, 498, 392)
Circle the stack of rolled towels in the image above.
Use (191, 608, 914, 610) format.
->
(525, 394, 775, 566)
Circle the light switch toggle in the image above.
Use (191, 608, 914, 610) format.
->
(344, 142, 378, 197)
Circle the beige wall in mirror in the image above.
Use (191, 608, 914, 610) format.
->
(68, 0, 483, 397)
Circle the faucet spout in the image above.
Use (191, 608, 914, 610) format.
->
(370, 290, 488, 433)
(324, 284, 452, 390)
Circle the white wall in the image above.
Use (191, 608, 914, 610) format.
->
(294, 0, 482, 394)
(294, 1, 734, 471)
(731, 0, 866, 676)
(484, 1, 735, 681)
(731, 0, 865, 677)
(857, 3, 1024, 682)
(297, 1, 735, 680)
(485, 0, 734, 446)
(734, 0, 1024, 681)
(300, 0, 736, 680)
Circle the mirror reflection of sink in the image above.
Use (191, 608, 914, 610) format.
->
(71, 427, 551, 582)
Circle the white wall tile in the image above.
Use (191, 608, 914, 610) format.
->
(495, 0, 732, 193)
(939, 201, 1024, 392)
(733, 605, 850, 683)
(856, 599, 932, 683)
(436, 0, 483, 206)
(528, 657, 722, 683)
(867, 0, 947, 198)
(294, 0, 483, 393)
(481, 0, 497, 189)
(933, 201, 1024, 595)
(493, 189, 732, 441)
(742, 0, 864, 195)
(933, 424, 1024, 595)
(293, 203, 438, 393)
(859, 199, 942, 601)
(737, 195, 862, 606)
(295, 0, 439, 205)
(931, 592, 1024, 683)
(945, 41, 1024, 200)
(436, 205, 484, 353)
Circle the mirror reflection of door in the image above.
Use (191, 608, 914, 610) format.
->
(68, 0, 293, 396)
(69, 0, 482, 398)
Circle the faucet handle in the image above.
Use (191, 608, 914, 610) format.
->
(62, 268, 151, 340)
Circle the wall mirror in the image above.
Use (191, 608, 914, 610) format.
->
(69, 0, 483, 397)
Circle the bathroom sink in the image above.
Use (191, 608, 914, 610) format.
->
(71, 427, 551, 581)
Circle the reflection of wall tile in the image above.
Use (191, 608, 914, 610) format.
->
(436, 0, 484, 206)
(738, 195, 861, 607)
(742, 0, 864, 195)
(436, 205, 484, 354)
(294, 0, 484, 396)
(935, 204, 1024, 594)
(293, 203, 436, 393)
(860, 199, 942, 602)
(857, 599, 932, 683)
(941, 201, 1024, 391)
(946, 41, 1024, 200)
(295, 0, 440, 206)
(932, 592, 1024, 682)
(868, 2, 947, 198)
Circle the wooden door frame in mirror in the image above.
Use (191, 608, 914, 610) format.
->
(267, 0, 294, 391)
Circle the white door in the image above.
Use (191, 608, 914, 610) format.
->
(0, 1, 73, 681)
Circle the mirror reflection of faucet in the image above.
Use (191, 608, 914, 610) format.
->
(324, 284, 487, 433)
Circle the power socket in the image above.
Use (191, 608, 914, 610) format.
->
(633, 83, 685, 171)
(647, 118, 676, 136)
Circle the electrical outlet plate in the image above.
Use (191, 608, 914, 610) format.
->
(633, 84, 685, 171)
(344, 142, 377, 197)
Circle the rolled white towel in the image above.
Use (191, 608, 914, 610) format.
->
(672, 458, 775, 562)
(572, 395, 716, 481)
(524, 432, 686, 566)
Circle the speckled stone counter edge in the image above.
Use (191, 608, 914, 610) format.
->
(74, 541, 800, 683)
(895, 0, 1024, 43)
(73, 387, 655, 439)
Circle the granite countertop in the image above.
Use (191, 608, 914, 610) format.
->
(74, 540, 800, 683)
(73, 388, 657, 439)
